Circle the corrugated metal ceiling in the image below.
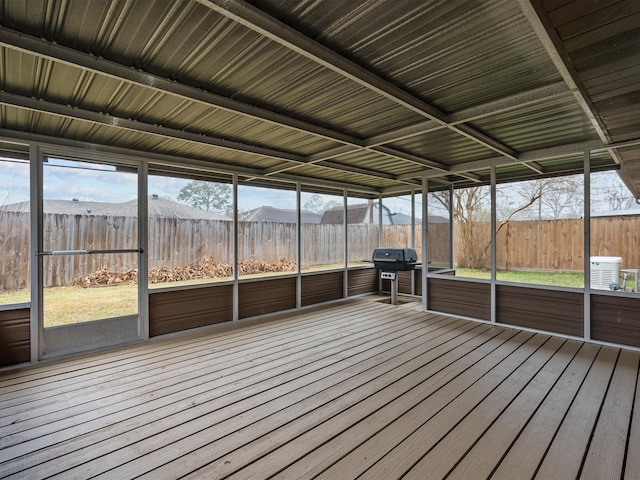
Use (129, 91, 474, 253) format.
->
(0, 0, 637, 197)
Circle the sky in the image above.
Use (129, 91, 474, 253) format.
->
(1, 156, 637, 216)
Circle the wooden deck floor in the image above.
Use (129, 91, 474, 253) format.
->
(1, 296, 639, 479)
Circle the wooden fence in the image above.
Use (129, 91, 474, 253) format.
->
(1, 212, 639, 289)
(384, 216, 640, 272)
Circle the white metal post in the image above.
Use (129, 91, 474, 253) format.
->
(138, 160, 149, 340)
(232, 174, 239, 321)
(296, 183, 302, 308)
(449, 184, 454, 269)
(378, 193, 383, 293)
(343, 189, 348, 298)
(490, 166, 497, 323)
(411, 190, 416, 295)
(421, 177, 428, 311)
(378, 192, 383, 245)
(29, 144, 42, 363)
(584, 151, 591, 340)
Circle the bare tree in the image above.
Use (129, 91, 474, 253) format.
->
(303, 194, 325, 213)
(605, 183, 634, 211)
(433, 186, 490, 269)
(538, 176, 584, 219)
(433, 183, 543, 269)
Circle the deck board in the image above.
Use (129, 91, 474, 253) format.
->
(437, 340, 582, 480)
(0, 296, 639, 480)
(580, 349, 639, 480)
(490, 341, 601, 480)
(625, 363, 640, 480)
(534, 346, 620, 480)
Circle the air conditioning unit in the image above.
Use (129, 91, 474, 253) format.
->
(590, 256, 622, 290)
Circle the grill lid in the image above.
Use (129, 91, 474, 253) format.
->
(372, 248, 418, 271)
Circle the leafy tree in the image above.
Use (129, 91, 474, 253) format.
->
(176, 180, 232, 215)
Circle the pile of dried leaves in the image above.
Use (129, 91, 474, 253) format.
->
(72, 256, 301, 287)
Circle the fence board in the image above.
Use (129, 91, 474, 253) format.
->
(1, 212, 639, 290)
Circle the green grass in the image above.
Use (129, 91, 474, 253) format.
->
(0, 289, 30, 304)
(456, 268, 586, 288)
(43, 285, 138, 326)
(0, 285, 138, 327)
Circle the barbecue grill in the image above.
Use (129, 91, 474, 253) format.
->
(372, 248, 418, 304)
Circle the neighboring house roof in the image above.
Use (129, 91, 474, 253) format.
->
(389, 212, 414, 225)
(321, 203, 449, 224)
(239, 206, 321, 223)
(1, 196, 230, 220)
(146, 196, 230, 220)
(321, 204, 369, 224)
(390, 212, 449, 224)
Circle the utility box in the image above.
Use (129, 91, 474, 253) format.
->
(590, 256, 622, 290)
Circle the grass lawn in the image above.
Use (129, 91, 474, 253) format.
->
(0, 285, 138, 327)
(43, 285, 138, 327)
(455, 268, 585, 288)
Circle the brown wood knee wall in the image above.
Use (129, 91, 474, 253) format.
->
(0, 308, 30, 367)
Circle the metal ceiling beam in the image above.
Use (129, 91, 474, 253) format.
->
(0, 91, 308, 163)
(516, 0, 621, 165)
(397, 139, 607, 180)
(0, 26, 452, 180)
(0, 26, 362, 149)
(1, 25, 561, 183)
(261, 158, 423, 187)
(446, 82, 571, 125)
(0, 128, 262, 176)
(262, 144, 448, 178)
(266, 172, 381, 194)
(0, 127, 382, 195)
(194, 0, 446, 122)
(196, 0, 521, 160)
(263, 82, 569, 177)
(0, 91, 411, 187)
(362, 80, 567, 146)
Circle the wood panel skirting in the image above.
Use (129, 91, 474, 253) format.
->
(301, 272, 344, 307)
(238, 277, 297, 319)
(347, 268, 378, 296)
(0, 307, 30, 367)
(591, 293, 640, 348)
(149, 271, 358, 338)
(149, 285, 233, 337)
(496, 285, 583, 337)
(427, 277, 491, 321)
